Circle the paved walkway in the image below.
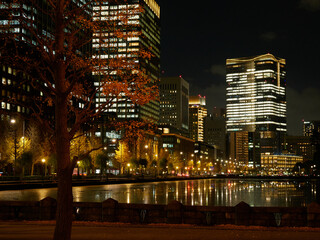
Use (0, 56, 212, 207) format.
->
(1, 221, 320, 240)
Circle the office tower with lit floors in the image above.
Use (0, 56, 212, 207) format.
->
(92, 0, 160, 123)
(226, 53, 287, 169)
(189, 95, 207, 142)
(159, 76, 189, 136)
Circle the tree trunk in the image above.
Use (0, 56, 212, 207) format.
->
(53, 93, 73, 240)
(53, 91, 73, 240)
(53, 164, 73, 240)
(52, 1, 74, 239)
(53, 88, 73, 239)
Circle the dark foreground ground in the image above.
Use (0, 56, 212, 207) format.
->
(1, 221, 320, 240)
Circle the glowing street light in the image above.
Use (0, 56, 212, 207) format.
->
(10, 119, 17, 176)
(42, 158, 46, 177)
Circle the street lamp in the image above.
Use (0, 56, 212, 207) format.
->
(10, 119, 17, 176)
(77, 161, 80, 176)
(42, 158, 46, 176)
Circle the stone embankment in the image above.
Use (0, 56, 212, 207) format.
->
(1, 197, 320, 227)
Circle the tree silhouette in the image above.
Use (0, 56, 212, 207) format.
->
(0, 1, 158, 239)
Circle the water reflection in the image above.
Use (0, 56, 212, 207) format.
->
(0, 179, 319, 207)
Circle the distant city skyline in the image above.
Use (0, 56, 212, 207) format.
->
(158, 0, 320, 135)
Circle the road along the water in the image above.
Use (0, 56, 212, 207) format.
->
(1, 221, 320, 240)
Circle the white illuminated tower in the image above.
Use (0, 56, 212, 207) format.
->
(226, 53, 287, 168)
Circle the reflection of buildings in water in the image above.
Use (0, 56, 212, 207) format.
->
(69, 180, 317, 206)
(3, 179, 318, 207)
(212, 180, 309, 207)
(261, 181, 305, 206)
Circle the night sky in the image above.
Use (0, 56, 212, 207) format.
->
(157, 0, 320, 135)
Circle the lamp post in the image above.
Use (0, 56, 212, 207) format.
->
(42, 158, 46, 177)
(10, 119, 17, 176)
(77, 161, 80, 177)
(145, 144, 148, 157)
(41, 158, 46, 184)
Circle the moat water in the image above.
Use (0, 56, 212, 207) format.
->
(0, 179, 319, 207)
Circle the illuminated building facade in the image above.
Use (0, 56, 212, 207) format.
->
(261, 153, 303, 174)
(159, 76, 189, 136)
(226, 53, 287, 168)
(189, 95, 207, 142)
(93, 0, 160, 123)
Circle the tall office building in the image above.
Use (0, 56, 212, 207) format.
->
(283, 135, 314, 162)
(226, 53, 287, 168)
(159, 76, 189, 135)
(189, 95, 207, 142)
(0, 1, 91, 118)
(204, 114, 226, 159)
(92, 0, 160, 123)
(303, 120, 320, 137)
(0, 1, 49, 116)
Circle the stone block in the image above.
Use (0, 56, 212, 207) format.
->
(235, 201, 251, 225)
(40, 197, 56, 220)
(166, 200, 184, 224)
(102, 198, 118, 222)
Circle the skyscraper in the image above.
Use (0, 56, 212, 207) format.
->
(189, 95, 207, 142)
(93, 0, 160, 123)
(159, 76, 189, 135)
(204, 114, 226, 159)
(0, 1, 91, 118)
(226, 53, 287, 168)
(303, 120, 320, 137)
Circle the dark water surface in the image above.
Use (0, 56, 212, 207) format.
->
(0, 179, 319, 207)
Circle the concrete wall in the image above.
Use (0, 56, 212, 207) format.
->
(1, 197, 319, 227)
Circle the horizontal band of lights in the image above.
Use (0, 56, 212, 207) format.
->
(227, 120, 287, 125)
(226, 69, 279, 76)
(227, 107, 286, 113)
(227, 105, 286, 110)
(226, 85, 285, 93)
(226, 82, 285, 89)
(227, 85, 285, 93)
(226, 102, 286, 110)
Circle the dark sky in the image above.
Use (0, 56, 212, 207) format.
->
(157, 0, 320, 135)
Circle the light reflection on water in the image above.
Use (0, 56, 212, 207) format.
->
(0, 179, 319, 207)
